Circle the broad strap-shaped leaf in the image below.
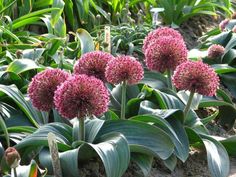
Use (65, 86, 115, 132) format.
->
(186, 128, 230, 177)
(40, 133, 130, 177)
(131, 107, 189, 162)
(15, 160, 39, 177)
(16, 123, 72, 151)
(96, 119, 174, 160)
(76, 28, 94, 55)
(201, 134, 230, 177)
(7, 59, 42, 74)
(131, 153, 153, 177)
(0, 85, 41, 127)
(219, 135, 236, 156)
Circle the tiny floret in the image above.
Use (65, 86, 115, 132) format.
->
(74, 51, 114, 82)
(105, 55, 144, 85)
(54, 74, 109, 119)
(28, 69, 70, 112)
(172, 61, 219, 96)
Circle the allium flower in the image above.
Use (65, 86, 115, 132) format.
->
(143, 27, 184, 52)
(219, 19, 229, 31)
(5, 147, 20, 168)
(54, 74, 109, 119)
(172, 61, 219, 96)
(74, 51, 114, 82)
(28, 69, 70, 112)
(207, 44, 225, 59)
(144, 36, 188, 73)
(105, 55, 144, 85)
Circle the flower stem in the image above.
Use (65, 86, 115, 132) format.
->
(79, 117, 85, 141)
(121, 81, 127, 119)
(183, 91, 195, 118)
(167, 69, 174, 90)
(13, 168, 17, 177)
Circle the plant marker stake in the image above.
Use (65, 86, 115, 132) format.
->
(104, 26, 111, 53)
(48, 132, 63, 177)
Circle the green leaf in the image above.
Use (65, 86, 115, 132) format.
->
(131, 110, 189, 162)
(200, 134, 230, 177)
(7, 59, 42, 74)
(140, 70, 167, 89)
(22, 48, 45, 60)
(97, 119, 174, 160)
(220, 135, 236, 156)
(76, 28, 94, 55)
(40, 132, 130, 177)
(131, 153, 153, 177)
(212, 64, 236, 74)
(201, 110, 219, 125)
(87, 132, 130, 177)
(0, 114, 10, 147)
(15, 123, 72, 151)
(177, 91, 202, 110)
(51, 0, 65, 27)
(0, 85, 40, 127)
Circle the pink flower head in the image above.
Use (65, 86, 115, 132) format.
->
(143, 27, 184, 53)
(28, 69, 70, 112)
(219, 19, 229, 31)
(74, 51, 114, 82)
(105, 55, 144, 85)
(172, 61, 219, 96)
(54, 74, 109, 119)
(207, 44, 225, 59)
(144, 36, 188, 73)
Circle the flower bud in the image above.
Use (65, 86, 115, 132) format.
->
(4, 147, 20, 168)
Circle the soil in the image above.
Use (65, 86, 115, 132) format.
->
(178, 15, 223, 49)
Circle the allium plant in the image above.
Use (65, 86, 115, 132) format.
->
(28, 69, 70, 112)
(172, 61, 219, 117)
(144, 36, 188, 89)
(54, 74, 109, 140)
(207, 44, 225, 59)
(105, 55, 144, 119)
(142, 27, 184, 53)
(74, 51, 114, 82)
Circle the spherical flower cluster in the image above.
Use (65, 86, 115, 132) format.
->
(105, 55, 144, 85)
(28, 69, 70, 112)
(219, 19, 229, 31)
(207, 44, 225, 59)
(143, 27, 184, 52)
(172, 61, 219, 96)
(4, 147, 20, 168)
(74, 51, 114, 82)
(54, 74, 109, 119)
(144, 36, 188, 73)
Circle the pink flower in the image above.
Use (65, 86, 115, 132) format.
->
(144, 36, 188, 73)
(105, 55, 144, 85)
(5, 147, 20, 168)
(207, 44, 225, 59)
(172, 61, 219, 96)
(143, 27, 184, 52)
(28, 69, 70, 112)
(54, 74, 109, 119)
(219, 19, 229, 31)
(74, 51, 114, 82)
